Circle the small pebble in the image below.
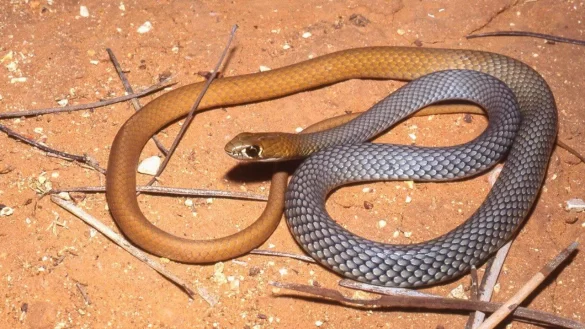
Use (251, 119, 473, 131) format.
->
(0, 206, 14, 216)
(349, 13, 370, 27)
(493, 282, 501, 294)
(404, 181, 414, 189)
(302, 32, 312, 38)
(283, 43, 291, 50)
(57, 99, 68, 107)
(137, 156, 161, 175)
(362, 187, 373, 193)
(405, 195, 412, 203)
(34, 127, 43, 134)
(57, 192, 71, 201)
(403, 231, 412, 238)
(408, 133, 416, 141)
(10, 77, 27, 83)
(363, 201, 373, 209)
(315, 320, 324, 327)
(377, 220, 387, 229)
(565, 198, 585, 212)
(212, 262, 227, 284)
(79, 5, 89, 17)
(228, 276, 240, 290)
(448, 284, 468, 299)
(488, 165, 503, 186)
(295, 127, 303, 133)
(392, 231, 400, 238)
(259, 65, 271, 72)
(249, 266, 261, 276)
(206, 198, 213, 204)
(137, 21, 153, 34)
(397, 29, 406, 35)
(351, 290, 373, 300)
(184, 199, 193, 207)
(278, 268, 288, 276)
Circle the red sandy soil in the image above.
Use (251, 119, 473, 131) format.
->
(1, 0, 584, 328)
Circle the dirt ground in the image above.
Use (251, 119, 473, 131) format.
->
(1, 0, 584, 328)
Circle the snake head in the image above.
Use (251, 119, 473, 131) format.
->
(224, 132, 298, 162)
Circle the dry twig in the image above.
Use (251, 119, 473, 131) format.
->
(467, 31, 585, 46)
(0, 124, 106, 174)
(145, 24, 239, 188)
(50, 185, 267, 201)
(0, 80, 174, 119)
(250, 249, 316, 263)
(50, 195, 196, 299)
(106, 48, 169, 155)
(339, 279, 439, 298)
(468, 240, 513, 328)
(270, 281, 584, 329)
(75, 282, 92, 305)
(476, 241, 579, 329)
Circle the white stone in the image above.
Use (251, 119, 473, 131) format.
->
(137, 156, 161, 175)
(137, 21, 153, 34)
(566, 198, 585, 212)
(79, 6, 89, 17)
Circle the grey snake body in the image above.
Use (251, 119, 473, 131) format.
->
(284, 67, 557, 287)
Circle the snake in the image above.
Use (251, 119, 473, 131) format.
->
(106, 47, 557, 272)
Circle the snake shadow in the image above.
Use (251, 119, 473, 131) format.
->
(224, 160, 302, 183)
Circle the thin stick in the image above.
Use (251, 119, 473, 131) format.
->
(476, 241, 579, 329)
(467, 31, 585, 46)
(75, 282, 92, 305)
(465, 266, 480, 329)
(469, 240, 513, 328)
(106, 48, 169, 156)
(0, 165, 15, 174)
(470, 266, 479, 300)
(145, 24, 239, 188)
(270, 281, 585, 329)
(0, 124, 106, 174)
(557, 139, 585, 164)
(50, 185, 268, 201)
(339, 279, 440, 298)
(50, 195, 196, 299)
(250, 249, 316, 263)
(0, 80, 174, 119)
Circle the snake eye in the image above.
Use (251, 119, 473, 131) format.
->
(243, 145, 261, 158)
